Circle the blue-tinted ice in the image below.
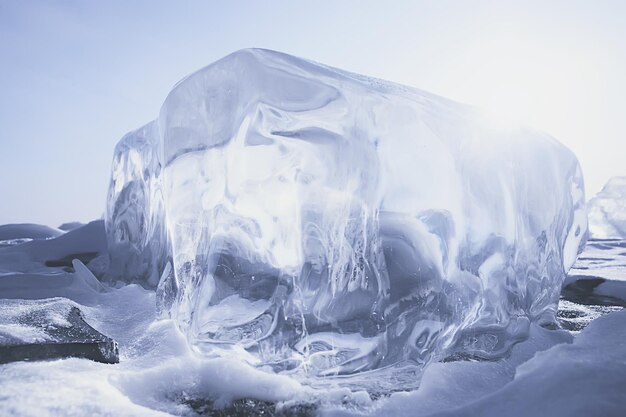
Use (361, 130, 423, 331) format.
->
(105, 49, 587, 384)
(588, 176, 626, 239)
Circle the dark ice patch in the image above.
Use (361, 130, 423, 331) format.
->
(561, 276, 626, 307)
(44, 252, 100, 270)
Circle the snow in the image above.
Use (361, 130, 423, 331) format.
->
(0, 224, 63, 241)
(106, 49, 587, 381)
(0, 224, 63, 247)
(0, 298, 74, 344)
(0, 276, 309, 416)
(57, 222, 85, 232)
(588, 176, 626, 239)
(0, 220, 106, 275)
(0, 214, 623, 417)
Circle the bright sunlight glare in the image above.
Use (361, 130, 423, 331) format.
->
(454, 37, 602, 135)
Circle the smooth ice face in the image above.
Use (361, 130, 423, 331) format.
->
(106, 49, 587, 383)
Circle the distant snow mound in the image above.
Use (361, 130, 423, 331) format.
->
(58, 222, 85, 232)
(105, 48, 587, 382)
(0, 224, 63, 241)
(0, 220, 107, 276)
(588, 176, 626, 239)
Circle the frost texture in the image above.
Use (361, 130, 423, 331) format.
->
(106, 49, 587, 380)
(587, 176, 626, 239)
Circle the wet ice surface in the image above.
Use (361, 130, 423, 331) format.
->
(558, 239, 626, 334)
(562, 239, 626, 307)
(556, 299, 621, 334)
(0, 224, 625, 416)
(0, 224, 63, 248)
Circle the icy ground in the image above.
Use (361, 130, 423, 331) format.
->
(0, 222, 624, 416)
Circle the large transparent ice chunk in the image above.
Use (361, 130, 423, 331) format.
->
(105, 49, 587, 382)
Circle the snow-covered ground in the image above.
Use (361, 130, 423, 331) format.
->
(0, 222, 625, 416)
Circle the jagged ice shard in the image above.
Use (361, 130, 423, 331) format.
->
(106, 49, 587, 384)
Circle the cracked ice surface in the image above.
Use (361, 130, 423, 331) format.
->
(106, 49, 587, 384)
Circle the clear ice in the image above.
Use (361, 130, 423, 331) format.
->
(587, 176, 626, 239)
(105, 49, 587, 383)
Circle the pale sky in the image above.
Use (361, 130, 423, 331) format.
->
(1, 0, 625, 226)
